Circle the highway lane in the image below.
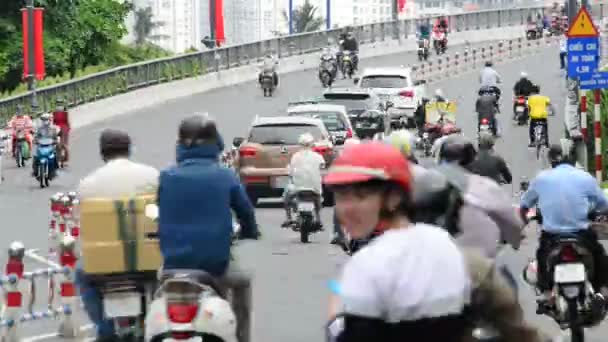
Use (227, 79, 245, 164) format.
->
(2, 41, 603, 341)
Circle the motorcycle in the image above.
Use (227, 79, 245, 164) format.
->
(513, 96, 528, 125)
(34, 138, 57, 188)
(532, 123, 547, 160)
(287, 189, 322, 243)
(145, 269, 238, 342)
(342, 50, 354, 79)
(260, 72, 275, 97)
(478, 117, 495, 137)
(14, 129, 30, 168)
(526, 23, 539, 40)
(432, 31, 447, 55)
(421, 113, 461, 157)
(57, 133, 68, 168)
(417, 39, 430, 61)
(319, 58, 336, 88)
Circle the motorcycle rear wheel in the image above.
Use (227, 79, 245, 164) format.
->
(300, 215, 311, 243)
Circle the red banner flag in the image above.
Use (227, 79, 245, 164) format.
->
(21, 7, 45, 81)
(398, 0, 406, 12)
(215, 0, 225, 46)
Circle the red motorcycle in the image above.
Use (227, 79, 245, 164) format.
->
(421, 115, 461, 157)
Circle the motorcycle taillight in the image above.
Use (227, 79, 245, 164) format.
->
(167, 303, 199, 323)
(171, 331, 195, 340)
(561, 245, 578, 262)
(481, 118, 489, 125)
(517, 97, 525, 104)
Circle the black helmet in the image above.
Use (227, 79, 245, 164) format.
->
(439, 135, 477, 166)
(485, 61, 493, 67)
(178, 114, 221, 148)
(548, 143, 569, 167)
(532, 84, 540, 93)
(100, 129, 131, 159)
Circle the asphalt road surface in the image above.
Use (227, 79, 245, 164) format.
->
(2, 41, 604, 341)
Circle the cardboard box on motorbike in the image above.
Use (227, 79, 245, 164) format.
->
(425, 101, 457, 124)
(79, 194, 162, 275)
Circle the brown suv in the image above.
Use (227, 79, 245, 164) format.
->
(233, 116, 335, 206)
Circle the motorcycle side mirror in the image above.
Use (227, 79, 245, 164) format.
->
(414, 79, 427, 86)
(353, 77, 360, 84)
(233, 137, 244, 147)
(145, 203, 159, 220)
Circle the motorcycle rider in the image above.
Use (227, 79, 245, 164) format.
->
(340, 30, 359, 71)
(476, 87, 500, 136)
(479, 61, 502, 102)
(513, 71, 534, 118)
(466, 132, 512, 185)
(31, 113, 60, 179)
(520, 144, 608, 311)
(7, 105, 34, 158)
(527, 84, 554, 147)
(51, 97, 71, 163)
(282, 133, 325, 229)
(258, 52, 278, 87)
(76, 129, 160, 340)
(319, 47, 338, 82)
(324, 142, 472, 341)
(158, 115, 258, 342)
(417, 22, 431, 40)
(437, 16, 449, 36)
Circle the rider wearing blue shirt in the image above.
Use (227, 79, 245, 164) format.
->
(520, 144, 608, 307)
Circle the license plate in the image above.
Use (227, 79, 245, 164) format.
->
(103, 292, 141, 318)
(273, 176, 289, 189)
(480, 124, 489, 130)
(298, 202, 315, 212)
(422, 132, 429, 138)
(554, 263, 586, 283)
(516, 107, 525, 113)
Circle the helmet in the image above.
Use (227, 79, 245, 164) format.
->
(298, 133, 315, 147)
(532, 84, 540, 93)
(178, 114, 221, 148)
(324, 142, 412, 193)
(485, 61, 493, 67)
(40, 113, 51, 122)
(435, 89, 443, 98)
(520, 71, 528, 78)
(477, 131, 494, 149)
(100, 129, 131, 157)
(548, 143, 570, 167)
(384, 130, 414, 157)
(438, 135, 476, 166)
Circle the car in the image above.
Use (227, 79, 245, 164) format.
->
(318, 87, 384, 122)
(353, 67, 427, 128)
(233, 116, 335, 207)
(287, 102, 354, 145)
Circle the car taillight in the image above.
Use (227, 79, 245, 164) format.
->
(561, 245, 578, 262)
(481, 118, 489, 125)
(346, 128, 353, 138)
(399, 90, 414, 98)
(239, 147, 257, 157)
(171, 332, 195, 340)
(167, 303, 199, 323)
(313, 145, 331, 155)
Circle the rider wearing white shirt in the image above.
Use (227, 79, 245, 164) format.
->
(282, 133, 326, 228)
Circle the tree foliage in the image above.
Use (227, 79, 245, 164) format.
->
(134, 6, 156, 46)
(282, 0, 324, 34)
(0, 0, 171, 96)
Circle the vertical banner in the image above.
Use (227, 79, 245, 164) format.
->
(215, 0, 225, 47)
(21, 8, 45, 81)
(398, 0, 406, 13)
(33, 8, 45, 81)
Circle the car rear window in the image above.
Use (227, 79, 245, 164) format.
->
(289, 112, 346, 132)
(248, 124, 324, 145)
(359, 75, 409, 88)
(320, 97, 370, 112)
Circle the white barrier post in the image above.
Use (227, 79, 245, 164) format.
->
(1, 242, 25, 342)
(57, 235, 78, 338)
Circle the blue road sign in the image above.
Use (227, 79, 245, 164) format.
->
(579, 71, 608, 89)
(567, 36, 600, 77)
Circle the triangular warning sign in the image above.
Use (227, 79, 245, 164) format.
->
(567, 7, 599, 37)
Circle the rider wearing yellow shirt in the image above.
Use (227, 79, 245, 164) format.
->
(527, 84, 555, 147)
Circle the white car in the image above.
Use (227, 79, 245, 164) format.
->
(354, 67, 427, 128)
(287, 102, 355, 145)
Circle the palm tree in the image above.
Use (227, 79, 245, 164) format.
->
(282, 0, 324, 34)
(134, 6, 155, 45)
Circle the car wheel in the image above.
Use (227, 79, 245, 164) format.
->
(246, 189, 259, 207)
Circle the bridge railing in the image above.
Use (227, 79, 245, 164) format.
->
(1, 4, 590, 122)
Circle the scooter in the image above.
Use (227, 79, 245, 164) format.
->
(34, 138, 57, 188)
(513, 96, 528, 125)
(14, 129, 30, 168)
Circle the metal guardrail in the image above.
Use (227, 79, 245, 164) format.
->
(0, 4, 604, 122)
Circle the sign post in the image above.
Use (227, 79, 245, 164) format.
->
(567, 7, 601, 181)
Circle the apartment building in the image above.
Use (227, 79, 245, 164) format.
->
(149, 0, 203, 53)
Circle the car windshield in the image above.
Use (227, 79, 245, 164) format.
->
(359, 75, 409, 88)
(289, 112, 346, 132)
(248, 124, 323, 145)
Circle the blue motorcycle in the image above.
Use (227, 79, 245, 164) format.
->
(34, 138, 57, 188)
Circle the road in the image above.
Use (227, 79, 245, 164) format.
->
(2, 41, 606, 341)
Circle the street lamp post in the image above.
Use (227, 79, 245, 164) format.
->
(289, 0, 294, 34)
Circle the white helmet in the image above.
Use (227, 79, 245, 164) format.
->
(435, 89, 443, 97)
(520, 71, 528, 78)
(40, 113, 51, 124)
(298, 133, 315, 147)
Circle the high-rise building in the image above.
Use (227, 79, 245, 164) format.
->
(224, 0, 262, 45)
(149, 0, 203, 53)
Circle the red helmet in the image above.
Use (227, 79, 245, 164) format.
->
(323, 142, 412, 193)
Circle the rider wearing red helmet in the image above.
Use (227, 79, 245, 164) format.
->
(324, 142, 471, 341)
